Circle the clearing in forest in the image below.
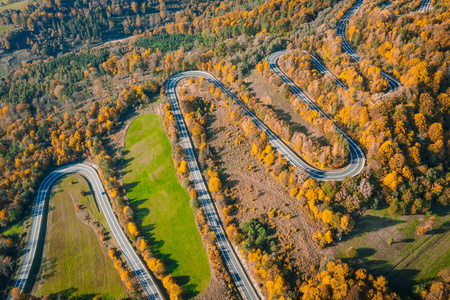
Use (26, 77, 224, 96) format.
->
(33, 174, 127, 299)
(328, 207, 450, 295)
(123, 113, 211, 297)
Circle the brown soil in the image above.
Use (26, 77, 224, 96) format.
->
(179, 78, 325, 273)
(192, 279, 229, 300)
(246, 69, 325, 142)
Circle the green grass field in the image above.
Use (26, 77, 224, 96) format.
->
(0, 0, 27, 12)
(0, 221, 22, 238)
(0, 25, 10, 33)
(331, 207, 450, 295)
(124, 113, 211, 297)
(33, 174, 127, 299)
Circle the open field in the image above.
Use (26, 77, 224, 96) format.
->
(0, 0, 27, 12)
(327, 207, 450, 295)
(178, 77, 323, 269)
(123, 113, 211, 297)
(0, 25, 10, 33)
(33, 174, 127, 299)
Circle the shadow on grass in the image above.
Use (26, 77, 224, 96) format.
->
(429, 221, 450, 235)
(341, 214, 405, 242)
(40, 256, 57, 280)
(44, 288, 98, 300)
(273, 107, 309, 135)
(130, 193, 201, 297)
(129, 197, 181, 279)
(220, 171, 240, 190)
(386, 268, 420, 296)
(342, 246, 421, 297)
(357, 247, 376, 258)
(123, 181, 140, 193)
(177, 275, 199, 298)
(430, 204, 450, 217)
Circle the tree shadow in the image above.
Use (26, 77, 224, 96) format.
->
(130, 197, 180, 276)
(357, 247, 376, 258)
(386, 268, 421, 296)
(56, 287, 78, 298)
(123, 181, 140, 193)
(341, 215, 405, 241)
(40, 256, 58, 280)
(204, 113, 220, 143)
(428, 220, 450, 235)
(219, 171, 240, 190)
(176, 276, 199, 298)
(273, 108, 309, 135)
(431, 205, 450, 217)
(398, 238, 414, 244)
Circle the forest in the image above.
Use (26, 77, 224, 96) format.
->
(0, 0, 448, 299)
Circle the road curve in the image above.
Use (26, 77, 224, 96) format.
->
(267, 51, 365, 180)
(167, 72, 261, 300)
(166, 69, 364, 293)
(336, 0, 402, 90)
(11, 163, 163, 300)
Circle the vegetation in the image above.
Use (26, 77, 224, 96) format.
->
(0, 1, 26, 12)
(124, 113, 211, 296)
(0, 0, 449, 297)
(136, 33, 212, 54)
(34, 174, 127, 299)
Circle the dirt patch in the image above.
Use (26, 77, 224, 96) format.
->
(192, 278, 229, 300)
(178, 78, 325, 273)
(246, 69, 324, 142)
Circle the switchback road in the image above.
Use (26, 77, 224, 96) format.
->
(166, 68, 365, 298)
(167, 72, 261, 300)
(336, 0, 402, 90)
(267, 51, 365, 180)
(11, 163, 163, 300)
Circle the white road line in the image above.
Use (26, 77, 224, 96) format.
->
(166, 67, 364, 299)
(266, 51, 365, 180)
(336, 0, 401, 91)
(11, 163, 163, 300)
(168, 72, 262, 300)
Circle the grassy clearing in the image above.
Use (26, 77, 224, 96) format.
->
(330, 207, 450, 295)
(124, 113, 211, 297)
(0, 25, 10, 34)
(0, 222, 22, 238)
(0, 0, 27, 12)
(33, 174, 127, 299)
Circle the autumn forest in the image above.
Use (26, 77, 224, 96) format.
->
(0, 0, 449, 299)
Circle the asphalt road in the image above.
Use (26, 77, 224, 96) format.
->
(11, 163, 163, 300)
(336, 0, 402, 90)
(166, 69, 364, 295)
(167, 71, 261, 300)
(419, 0, 432, 12)
(303, 51, 348, 90)
(267, 51, 365, 180)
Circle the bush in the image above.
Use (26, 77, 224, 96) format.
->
(346, 247, 357, 258)
(190, 197, 201, 211)
(181, 177, 190, 189)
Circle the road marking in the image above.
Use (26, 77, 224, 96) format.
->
(11, 164, 163, 300)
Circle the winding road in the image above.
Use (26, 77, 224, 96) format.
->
(336, 0, 402, 90)
(303, 51, 348, 90)
(11, 163, 163, 300)
(267, 51, 365, 180)
(167, 72, 261, 300)
(166, 61, 365, 296)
